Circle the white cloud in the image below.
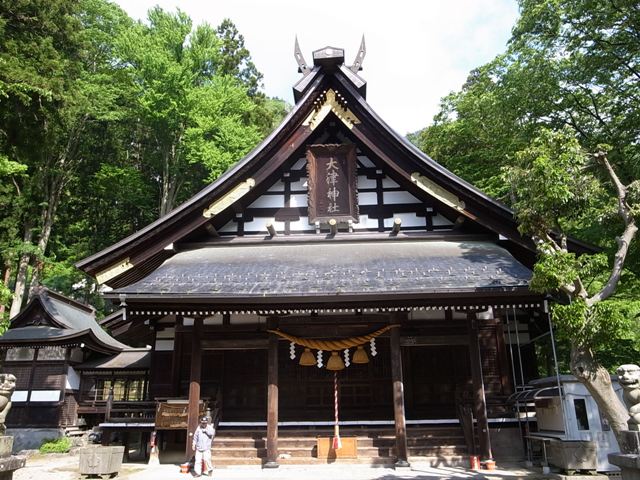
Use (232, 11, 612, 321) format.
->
(113, 0, 518, 135)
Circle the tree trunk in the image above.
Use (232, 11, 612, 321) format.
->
(570, 344, 630, 444)
(27, 186, 61, 298)
(0, 264, 12, 318)
(160, 148, 172, 217)
(9, 227, 33, 319)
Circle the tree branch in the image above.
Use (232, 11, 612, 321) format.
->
(587, 152, 638, 305)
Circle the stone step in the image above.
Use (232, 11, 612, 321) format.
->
(209, 426, 469, 466)
(216, 427, 464, 438)
(408, 455, 467, 468)
(213, 447, 266, 458)
(213, 457, 263, 466)
(212, 445, 467, 458)
(213, 455, 469, 467)
(277, 457, 395, 466)
(214, 436, 465, 450)
(213, 444, 467, 458)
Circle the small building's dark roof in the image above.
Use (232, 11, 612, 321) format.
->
(75, 350, 151, 370)
(113, 240, 532, 299)
(0, 326, 87, 342)
(2, 288, 129, 354)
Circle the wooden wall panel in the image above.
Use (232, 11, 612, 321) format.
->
(32, 364, 65, 389)
(61, 392, 79, 426)
(150, 351, 173, 398)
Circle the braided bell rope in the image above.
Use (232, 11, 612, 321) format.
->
(267, 324, 399, 351)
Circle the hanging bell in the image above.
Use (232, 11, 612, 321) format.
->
(299, 348, 316, 366)
(326, 351, 345, 371)
(352, 345, 369, 364)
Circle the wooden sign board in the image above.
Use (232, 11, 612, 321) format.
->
(306, 144, 359, 224)
(155, 400, 206, 430)
(316, 437, 358, 459)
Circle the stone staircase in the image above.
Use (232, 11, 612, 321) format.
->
(212, 426, 468, 467)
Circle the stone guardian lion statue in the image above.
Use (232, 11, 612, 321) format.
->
(617, 364, 640, 431)
(0, 374, 16, 435)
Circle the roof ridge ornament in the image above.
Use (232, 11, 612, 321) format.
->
(349, 35, 366, 74)
(292, 37, 367, 101)
(294, 36, 366, 75)
(294, 36, 310, 77)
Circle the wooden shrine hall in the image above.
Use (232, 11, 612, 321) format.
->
(73, 42, 585, 467)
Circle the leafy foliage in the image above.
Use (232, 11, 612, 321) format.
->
(39, 436, 72, 454)
(411, 0, 640, 375)
(504, 129, 603, 238)
(0, 1, 287, 316)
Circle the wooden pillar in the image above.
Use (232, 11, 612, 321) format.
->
(265, 329, 279, 468)
(467, 313, 493, 460)
(105, 386, 114, 421)
(170, 317, 184, 397)
(390, 324, 409, 467)
(186, 318, 203, 458)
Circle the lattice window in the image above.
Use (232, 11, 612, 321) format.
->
(5, 348, 35, 361)
(37, 346, 66, 361)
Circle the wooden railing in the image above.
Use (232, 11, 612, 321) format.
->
(105, 401, 156, 423)
(79, 394, 220, 428)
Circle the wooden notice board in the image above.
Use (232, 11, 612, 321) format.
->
(316, 437, 358, 459)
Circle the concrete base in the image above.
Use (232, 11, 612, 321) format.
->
(545, 474, 608, 480)
(620, 431, 640, 455)
(0, 437, 26, 480)
(0, 438, 12, 458)
(79, 445, 124, 476)
(6, 428, 64, 453)
(609, 453, 640, 480)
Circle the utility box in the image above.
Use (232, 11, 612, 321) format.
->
(79, 445, 124, 478)
(511, 375, 622, 472)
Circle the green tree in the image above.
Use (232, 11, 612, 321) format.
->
(117, 10, 275, 216)
(216, 18, 263, 96)
(504, 128, 638, 441)
(411, 0, 640, 442)
(411, 0, 640, 203)
(0, 0, 133, 316)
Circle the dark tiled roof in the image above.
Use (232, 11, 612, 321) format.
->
(0, 326, 86, 341)
(39, 290, 129, 351)
(76, 350, 151, 370)
(2, 288, 129, 353)
(114, 240, 532, 297)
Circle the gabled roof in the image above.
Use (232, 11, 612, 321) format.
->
(1, 287, 129, 354)
(75, 44, 591, 290)
(114, 240, 532, 300)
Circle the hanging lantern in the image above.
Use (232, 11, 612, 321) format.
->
(326, 351, 345, 371)
(299, 348, 316, 366)
(352, 345, 369, 364)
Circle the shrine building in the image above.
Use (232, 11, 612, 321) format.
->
(1, 42, 590, 466)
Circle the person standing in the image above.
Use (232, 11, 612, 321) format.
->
(191, 416, 214, 476)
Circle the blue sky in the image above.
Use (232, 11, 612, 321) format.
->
(113, 0, 519, 135)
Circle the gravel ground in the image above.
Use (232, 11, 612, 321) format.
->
(13, 452, 547, 480)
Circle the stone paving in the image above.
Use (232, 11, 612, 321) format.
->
(14, 453, 550, 480)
